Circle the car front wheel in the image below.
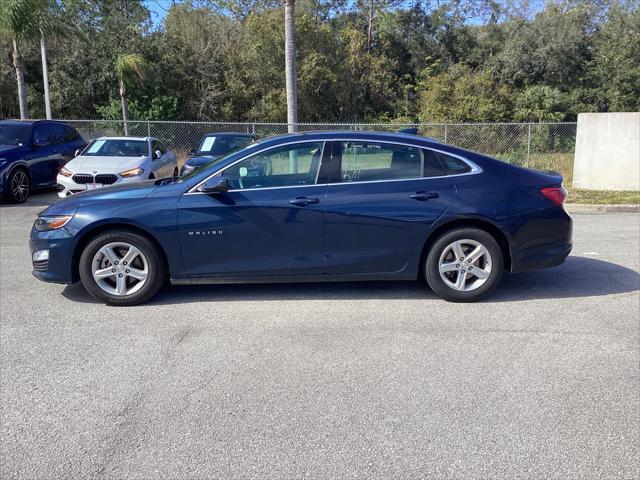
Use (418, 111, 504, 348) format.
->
(4, 168, 30, 203)
(79, 230, 165, 306)
(425, 228, 504, 302)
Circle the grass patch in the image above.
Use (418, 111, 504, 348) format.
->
(567, 188, 640, 204)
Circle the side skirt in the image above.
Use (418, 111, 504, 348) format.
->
(170, 272, 417, 285)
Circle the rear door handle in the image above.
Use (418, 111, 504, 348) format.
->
(289, 196, 319, 206)
(410, 191, 439, 201)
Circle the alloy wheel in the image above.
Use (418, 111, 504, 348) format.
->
(91, 242, 149, 296)
(11, 171, 29, 202)
(438, 239, 493, 292)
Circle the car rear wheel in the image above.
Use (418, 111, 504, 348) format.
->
(4, 168, 30, 203)
(79, 230, 165, 306)
(425, 228, 504, 302)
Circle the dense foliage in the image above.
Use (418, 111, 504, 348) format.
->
(1, 0, 638, 122)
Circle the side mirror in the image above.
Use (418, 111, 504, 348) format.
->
(198, 177, 229, 194)
(190, 148, 197, 155)
(153, 150, 162, 160)
(74, 149, 82, 157)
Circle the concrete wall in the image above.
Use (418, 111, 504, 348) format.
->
(573, 112, 640, 191)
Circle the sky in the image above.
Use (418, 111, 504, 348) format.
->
(144, 0, 173, 27)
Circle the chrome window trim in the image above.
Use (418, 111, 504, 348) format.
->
(186, 138, 482, 195)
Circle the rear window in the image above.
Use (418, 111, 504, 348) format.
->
(435, 152, 472, 175)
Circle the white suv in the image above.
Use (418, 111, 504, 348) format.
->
(57, 136, 178, 197)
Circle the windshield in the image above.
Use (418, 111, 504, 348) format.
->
(182, 142, 260, 179)
(0, 124, 31, 146)
(82, 139, 148, 157)
(197, 135, 253, 155)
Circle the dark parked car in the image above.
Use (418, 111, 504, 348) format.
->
(30, 131, 571, 306)
(0, 120, 86, 203)
(180, 132, 255, 176)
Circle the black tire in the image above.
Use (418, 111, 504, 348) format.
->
(78, 230, 165, 306)
(425, 227, 504, 302)
(4, 167, 30, 203)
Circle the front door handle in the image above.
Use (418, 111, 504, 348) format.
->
(289, 196, 319, 206)
(410, 191, 439, 201)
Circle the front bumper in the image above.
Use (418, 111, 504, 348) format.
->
(29, 225, 77, 284)
(56, 174, 139, 198)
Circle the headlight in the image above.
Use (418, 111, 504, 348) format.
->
(59, 167, 73, 177)
(34, 215, 73, 231)
(119, 167, 144, 178)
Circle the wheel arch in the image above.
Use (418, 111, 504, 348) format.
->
(71, 222, 170, 282)
(419, 217, 512, 277)
(4, 161, 31, 180)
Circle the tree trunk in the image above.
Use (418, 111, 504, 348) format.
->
(12, 38, 28, 120)
(284, 0, 297, 133)
(40, 34, 52, 119)
(119, 78, 129, 135)
(367, 2, 374, 51)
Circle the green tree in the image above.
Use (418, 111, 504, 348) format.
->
(0, 0, 58, 119)
(114, 53, 148, 134)
(418, 66, 513, 123)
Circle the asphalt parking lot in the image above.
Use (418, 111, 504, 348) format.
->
(1, 192, 638, 479)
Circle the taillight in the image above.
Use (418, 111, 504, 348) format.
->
(541, 186, 567, 207)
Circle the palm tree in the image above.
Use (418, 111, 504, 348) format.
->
(283, 0, 297, 133)
(0, 0, 61, 119)
(114, 53, 148, 135)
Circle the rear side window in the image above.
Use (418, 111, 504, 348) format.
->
(422, 150, 446, 178)
(338, 142, 423, 182)
(63, 125, 79, 142)
(33, 124, 52, 145)
(436, 151, 472, 175)
(49, 123, 67, 144)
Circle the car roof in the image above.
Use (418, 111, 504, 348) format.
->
(253, 130, 449, 149)
(95, 136, 151, 141)
(0, 119, 71, 127)
(200, 132, 255, 137)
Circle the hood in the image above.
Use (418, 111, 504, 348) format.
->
(0, 144, 29, 158)
(65, 155, 146, 174)
(185, 155, 219, 167)
(41, 180, 159, 216)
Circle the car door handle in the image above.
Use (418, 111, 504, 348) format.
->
(410, 191, 439, 201)
(289, 196, 319, 206)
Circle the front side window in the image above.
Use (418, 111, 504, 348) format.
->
(223, 142, 324, 190)
(338, 142, 423, 182)
(0, 124, 31, 146)
(83, 139, 148, 157)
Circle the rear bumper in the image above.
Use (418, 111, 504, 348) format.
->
(510, 242, 572, 272)
(508, 208, 573, 273)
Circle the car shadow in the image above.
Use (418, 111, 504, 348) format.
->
(0, 190, 59, 208)
(61, 256, 640, 305)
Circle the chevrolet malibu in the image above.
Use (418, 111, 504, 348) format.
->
(30, 132, 572, 305)
(57, 136, 178, 197)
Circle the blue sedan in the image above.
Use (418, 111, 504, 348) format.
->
(29, 131, 572, 305)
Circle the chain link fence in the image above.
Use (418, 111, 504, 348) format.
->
(60, 120, 578, 185)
